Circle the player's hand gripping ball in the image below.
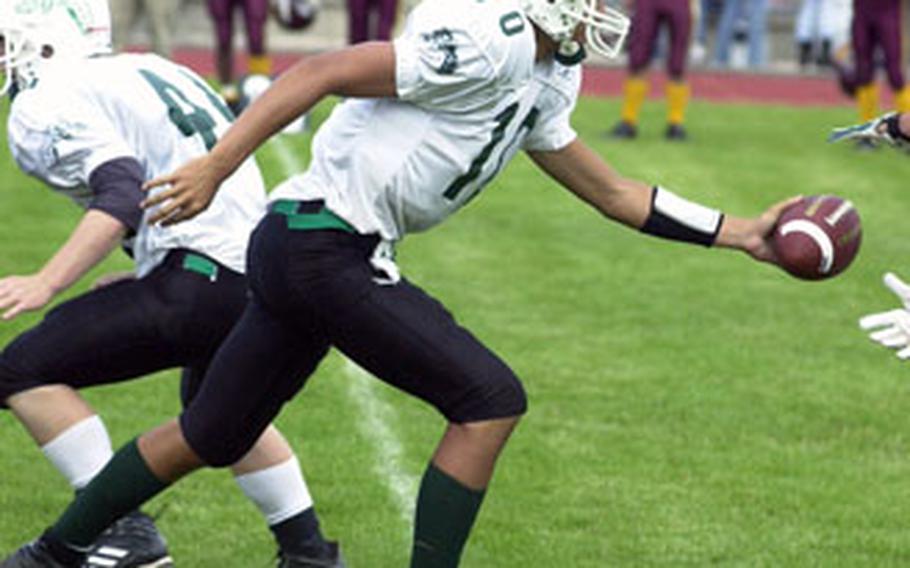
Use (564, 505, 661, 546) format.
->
(772, 195, 862, 280)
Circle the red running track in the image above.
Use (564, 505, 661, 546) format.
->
(172, 48, 881, 108)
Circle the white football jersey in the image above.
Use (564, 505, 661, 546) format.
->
(7, 53, 266, 276)
(270, 0, 580, 241)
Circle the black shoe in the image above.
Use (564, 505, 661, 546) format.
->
(665, 124, 688, 141)
(277, 541, 345, 568)
(82, 512, 173, 568)
(221, 84, 241, 116)
(2, 539, 77, 568)
(609, 121, 638, 139)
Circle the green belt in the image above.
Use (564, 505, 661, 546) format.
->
(271, 200, 356, 233)
(182, 253, 218, 281)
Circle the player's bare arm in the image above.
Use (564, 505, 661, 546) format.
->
(528, 139, 652, 226)
(0, 210, 126, 320)
(528, 139, 800, 265)
(143, 42, 398, 225)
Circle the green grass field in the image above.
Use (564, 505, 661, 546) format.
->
(2, 94, 910, 567)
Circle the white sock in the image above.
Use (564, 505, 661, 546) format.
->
(40, 415, 113, 490)
(234, 456, 314, 526)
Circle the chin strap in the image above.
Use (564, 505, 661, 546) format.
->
(554, 40, 587, 66)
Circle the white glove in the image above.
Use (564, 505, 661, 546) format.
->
(858, 272, 910, 360)
(828, 112, 907, 147)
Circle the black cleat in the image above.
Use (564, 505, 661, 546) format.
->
(1, 539, 78, 568)
(82, 512, 173, 568)
(665, 124, 688, 141)
(221, 84, 242, 116)
(609, 121, 638, 139)
(277, 541, 346, 568)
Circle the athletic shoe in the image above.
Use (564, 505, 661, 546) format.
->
(609, 121, 637, 139)
(82, 512, 173, 568)
(221, 84, 241, 115)
(1, 539, 77, 568)
(665, 124, 688, 141)
(277, 542, 346, 568)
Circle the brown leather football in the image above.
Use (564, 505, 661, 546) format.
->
(772, 195, 862, 280)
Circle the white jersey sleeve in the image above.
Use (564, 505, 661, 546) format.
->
(394, 0, 531, 112)
(8, 89, 134, 198)
(522, 64, 581, 152)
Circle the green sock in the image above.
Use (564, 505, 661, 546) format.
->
(410, 463, 486, 568)
(48, 439, 169, 547)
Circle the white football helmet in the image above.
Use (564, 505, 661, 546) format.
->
(0, 0, 113, 97)
(520, 0, 630, 62)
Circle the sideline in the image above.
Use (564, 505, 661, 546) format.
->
(172, 48, 860, 108)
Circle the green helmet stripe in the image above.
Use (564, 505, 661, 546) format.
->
(65, 5, 87, 33)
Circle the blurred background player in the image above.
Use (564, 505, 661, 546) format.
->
(110, 0, 179, 57)
(264, 0, 319, 132)
(796, 0, 828, 68)
(212, 0, 318, 120)
(208, 0, 272, 110)
(612, 0, 693, 140)
(848, 0, 910, 148)
(795, 0, 851, 69)
(691, 0, 721, 65)
(0, 1, 341, 566)
(713, 0, 768, 69)
(347, 0, 398, 43)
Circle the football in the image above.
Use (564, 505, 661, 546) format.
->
(772, 195, 862, 280)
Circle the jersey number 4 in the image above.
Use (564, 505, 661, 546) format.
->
(139, 70, 235, 151)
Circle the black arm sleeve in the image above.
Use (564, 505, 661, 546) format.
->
(87, 157, 146, 233)
(640, 186, 724, 247)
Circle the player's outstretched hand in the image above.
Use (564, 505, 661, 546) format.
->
(142, 156, 221, 226)
(859, 272, 910, 361)
(0, 274, 54, 320)
(734, 196, 803, 265)
(828, 112, 904, 146)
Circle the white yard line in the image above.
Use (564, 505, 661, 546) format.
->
(265, 134, 418, 526)
(342, 359, 419, 523)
